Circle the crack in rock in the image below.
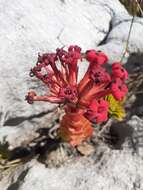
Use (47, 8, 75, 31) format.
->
(56, 27, 65, 46)
(83, 14, 109, 34)
(3, 107, 57, 126)
(97, 2, 115, 17)
(113, 18, 143, 28)
(98, 20, 113, 46)
(60, 0, 65, 4)
(132, 176, 141, 190)
(7, 168, 29, 190)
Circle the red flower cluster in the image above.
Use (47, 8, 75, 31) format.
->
(26, 45, 128, 146)
(85, 99, 109, 124)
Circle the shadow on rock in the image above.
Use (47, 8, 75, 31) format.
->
(125, 52, 143, 73)
(103, 122, 134, 149)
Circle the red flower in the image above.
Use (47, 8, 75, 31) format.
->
(26, 91, 63, 104)
(58, 85, 78, 104)
(27, 46, 82, 105)
(26, 45, 128, 146)
(90, 65, 111, 84)
(84, 99, 109, 123)
(56, 45, 81, 86)
(86, 50, 108, 65)
(25, 91, 37, 104)
(112, 63, 128, 80)
(111, 78, 128, 101)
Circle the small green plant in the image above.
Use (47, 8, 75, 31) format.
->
(0, 138, 9, 160)
(0, 139, 20, 177)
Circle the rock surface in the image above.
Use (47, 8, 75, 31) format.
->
(0, 120, 143, 190)
(0, 0, 143, 189)
(16, 151, 143, 190)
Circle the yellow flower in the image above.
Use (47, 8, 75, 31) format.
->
(105, 94, 126, 121)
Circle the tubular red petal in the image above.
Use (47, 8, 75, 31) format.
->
(79, 83, 106, 106)
(26, 91, 64, 104)
(78, 73, 90, 93)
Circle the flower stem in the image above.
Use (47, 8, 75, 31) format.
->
(120, 15, 135, 62)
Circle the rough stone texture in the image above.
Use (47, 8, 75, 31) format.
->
(127, 115, 143, 158)
(18, 153, 143, 190)
(0, 113, 55, 149)
(0, 116, 143, 190)
(0, 0, 143, 189)
(0, 122, 143, 190)
(99, 18, 143, 62)
(96, 1, 143, 62)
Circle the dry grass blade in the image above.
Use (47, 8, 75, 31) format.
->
(120, 0, 143, 16)
(127, 71, 143, 98)
(120, 15, 135, 62)
(120, 1, 143, 61)
(135, 0, 143, 15)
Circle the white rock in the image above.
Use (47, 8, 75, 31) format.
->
(99, 17, 143, 63)
(0, 112, 57, 149)
(0, 145, 143, 190)
(127, 115, 143, 157)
